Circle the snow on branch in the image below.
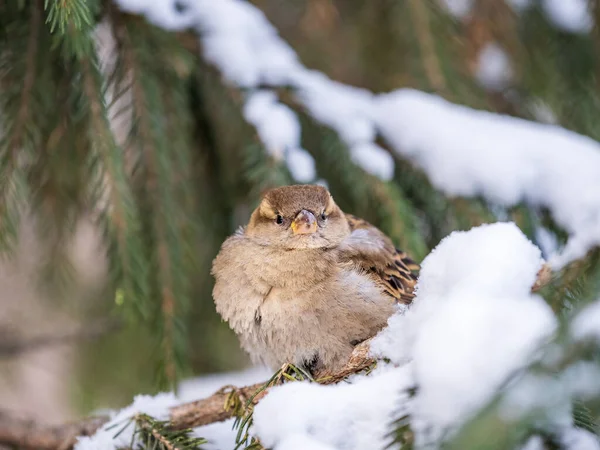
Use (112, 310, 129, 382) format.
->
(25, 223, 563, 450)
(374, 90, 600, 268)
(0, 223, 563, 450)
(253, 223, 557, 449)
(114, 0, 600, 268)
(372, 223, 557, 442)
(440, 0, 593, 34)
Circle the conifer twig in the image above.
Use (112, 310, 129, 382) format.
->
(407, 0, 446, 92)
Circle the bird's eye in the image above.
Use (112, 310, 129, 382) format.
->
(275, 214, 284, 225)
(320, 211, 327, 221)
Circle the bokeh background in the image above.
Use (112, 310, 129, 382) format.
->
(1, 0, 599, 424)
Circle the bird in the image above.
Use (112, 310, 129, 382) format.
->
(211, 184, 419, 375)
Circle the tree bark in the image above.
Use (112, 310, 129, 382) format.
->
(0, 411, 108, 450)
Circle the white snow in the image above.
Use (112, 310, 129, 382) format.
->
(535, 225, 560, 259)
(571, 299, 600, 343)
(114, 0, 386, 182)
(242, 90, 316, 181)
(374, 89, 600, 268)
(521, 428, 600, 450)
(520, 435, 545, 450)
(251, 223, 556, 448)
(292, 71, 376, 145)
(503, 0, 591, 31)
(75, 366, 272, 450)
(252, 365, 413, 450)
(412, 292, 554, 433)
(499, 0, 592, 31)
(285, 147, 317, 182)
(350, 143, 395, 181)
(74, 393, 179, 450)
(243, 91, 301, 161)
(116, 0, 196, 30)
(499, 362, 600, 425)
(529, 98, 559, 125)
(541, 0, 593, 34)
(275, 434, 337, 450)
(438, 0, 474, 19)
(520, 429, 600, 450)
(561, 428, 600, 450)
(372, 223, 557, 443)
(476, 42, 513, 91)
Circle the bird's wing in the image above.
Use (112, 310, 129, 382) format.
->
(340, 214, 420, 304)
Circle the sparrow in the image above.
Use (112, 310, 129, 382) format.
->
(211, 185, 419, 375)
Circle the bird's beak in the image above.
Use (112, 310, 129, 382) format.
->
(291, 210, 317, 235)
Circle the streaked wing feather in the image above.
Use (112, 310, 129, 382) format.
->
(343, 214, 419, 304)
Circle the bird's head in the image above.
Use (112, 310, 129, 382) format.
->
(246, 185, 351, 249)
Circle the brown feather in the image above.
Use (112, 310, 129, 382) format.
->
(343, 214, 420, 304)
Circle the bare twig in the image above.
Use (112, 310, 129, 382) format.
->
(0, 410, 108, 450)
(313, 339, 375, 385)
(532, 263, 553, 292)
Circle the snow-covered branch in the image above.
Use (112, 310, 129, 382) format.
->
(0, 223, 565, 450)
(115, 0, 600, 269)
(59, 1, 600, 448)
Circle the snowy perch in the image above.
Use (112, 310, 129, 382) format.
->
(0, 341, 375, 450)
(0, 224, 554, 450)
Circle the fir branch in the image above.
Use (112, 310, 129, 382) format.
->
(26, 56, 91, 294)
(125, 28, 179, 389)
(79, 51, 151, 321)
(44, 0, 92, 34)
(542, 249, 600, 314)
(7, 1, 40, 157)
(406, 0, 446, 92)
(243, 143, 294, 197)
(573, 401, 599, 436)
(231, 363, 312, 450)
(0, 0, 99, 293)
(110, 13, 199, 389)
(192, 61, 292, 201)
(368, 179, 428, 262)
(0, 0, 42, 252)
(128, 413, 207, 450)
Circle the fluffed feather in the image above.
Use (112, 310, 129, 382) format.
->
(341, 214, 419, 304)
